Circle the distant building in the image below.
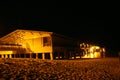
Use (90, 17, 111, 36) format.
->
(0, 29, 80, 60)
(80, 43, 106, 58)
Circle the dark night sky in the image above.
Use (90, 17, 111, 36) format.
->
(0, 1, 119, 56)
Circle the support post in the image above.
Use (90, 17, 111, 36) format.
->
(50, 52, 53, 60)
(42, 53, 45, 60)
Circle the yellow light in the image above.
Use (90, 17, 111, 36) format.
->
(81, 45, 104, 58)
(90, 53, 94, 58)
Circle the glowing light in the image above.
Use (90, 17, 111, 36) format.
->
(90, 53, 94, 58)
(80, 43, 105, 58)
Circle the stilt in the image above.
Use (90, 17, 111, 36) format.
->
(10, 54, 12, 58)
(30, 53, 32, 58)
(36, 53, 38, 59)
(2, 54, 4, 58)
(42, 53, 45, 60)
(50, 52, 53, 60)
(5, 54, 8, 58)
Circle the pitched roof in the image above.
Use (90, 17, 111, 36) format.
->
(0, 29, 53, 40)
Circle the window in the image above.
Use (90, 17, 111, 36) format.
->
(43, 37, 51, 46)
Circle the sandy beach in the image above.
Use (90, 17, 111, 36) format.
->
(0, 58, 119, 80)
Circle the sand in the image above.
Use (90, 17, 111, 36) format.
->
(0, 58, 119, 80)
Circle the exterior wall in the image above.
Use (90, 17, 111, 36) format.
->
(52, 34, 79, 51)
(23, 36, 52, 53)
(52, 34, 80, 59)
(0, 51, 15, 54)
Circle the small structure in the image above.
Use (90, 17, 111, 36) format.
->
(0, 29, 80, 60)
(80, 43, 105, 58)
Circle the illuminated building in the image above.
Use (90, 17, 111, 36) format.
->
(0, 29, 80, 60)
(80, 43, 106, 58)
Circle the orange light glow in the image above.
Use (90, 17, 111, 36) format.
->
(81, 44, 105, 58)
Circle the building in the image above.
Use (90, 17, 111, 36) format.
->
(0, 29, 80, 60)
(80, 43, 106, 58)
